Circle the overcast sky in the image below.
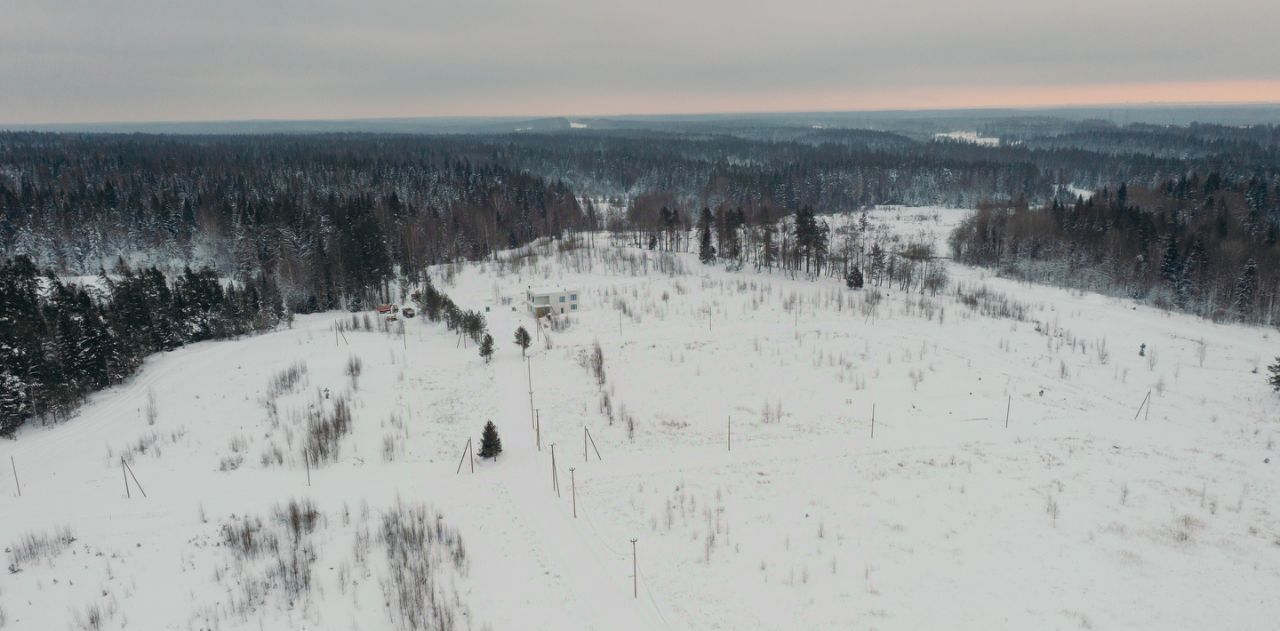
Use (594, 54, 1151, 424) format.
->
(3, 0, 1279, 124)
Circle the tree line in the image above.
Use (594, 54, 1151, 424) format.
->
(950, 175, 1280, 323)
(0, 133, 587, 312)
(0, 255, 285, 435)
(410, 275, 487, 348)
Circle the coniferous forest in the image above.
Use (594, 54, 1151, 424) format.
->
(950, 176, 1280, 323)
(0, 257, 284, 434)
(2, 116, 1279, 434)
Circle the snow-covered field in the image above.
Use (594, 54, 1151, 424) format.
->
(3, 208, 1279, 630)
(933, 131, 1001, 147)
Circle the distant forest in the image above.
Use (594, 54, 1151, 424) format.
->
(7, 121, 1277, 290)
(951, 175, 1280, 324)
(2, 120, 1279, 433)
(0, 133, 585, 312)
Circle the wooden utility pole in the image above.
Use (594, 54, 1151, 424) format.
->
(122, 459, 147, 498)
(456, 438, 474, 474)
(536, 410, 542, 451)
(727, 416, 732, 451)
(122, 458, 130, 499)
(11, 456, 20, 497)
(584, 427, 602, 461)
(551, 444, 560, 497)
(1004, 396, 1011, 429)
(527, 358, 535, 429)
(631, 538, 639, 598)
(305, 450, 311, 486)
(1133, 390, 1151, 421)
(870, 404, 876, 439)
(569, 467, 577, 518)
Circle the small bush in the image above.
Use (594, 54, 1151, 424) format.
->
(7, 526, 76, 571)
(345, 355, 364, 390)
(266, 361, 309, 398)
(305, 395, 353, 464)
(221, 516, 278, 560)
(378, 501, 469, 630)
(590, 341, 606, 386)
(274, 498, 321, 542)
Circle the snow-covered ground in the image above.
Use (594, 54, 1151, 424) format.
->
(3, 208, 1279, 630)
(933, 131, 1001, 147)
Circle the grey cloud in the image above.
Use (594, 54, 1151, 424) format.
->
(2, 0, 1278, 123)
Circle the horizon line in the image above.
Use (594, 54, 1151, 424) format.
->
(6, 99, 1280, 129)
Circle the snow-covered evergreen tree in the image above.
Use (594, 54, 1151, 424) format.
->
(698, 207, 716, 264)
(514, 326, 531, 358)
(845, 266, 864, 290)
(1232, 258, 1258, 319)
(478, 421, 502, 459)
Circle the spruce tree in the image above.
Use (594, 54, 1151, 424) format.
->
(845, 266, 864, 289)
(1269, 358, 1280, 392)
(1233, 258, 1258, 319)
(1159, 237, 1179, 288)
(478, 421, 503, 459)
(0, 369, 26, 436)
(698, 207, 716, 264)
(479, 333, 494, 363)
(514, 325, 531, 358)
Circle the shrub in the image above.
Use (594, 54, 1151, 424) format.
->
(7, 526, 76, 571)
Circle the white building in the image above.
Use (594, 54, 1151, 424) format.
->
(526, 286, 579, 317)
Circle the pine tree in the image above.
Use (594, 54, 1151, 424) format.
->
(1269, 358, 1280, 391)
(845, 266, 864, 289)
(479, 333, 494, 363)
(514, 326, 532, 358)
(478, 421, 502, 459)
